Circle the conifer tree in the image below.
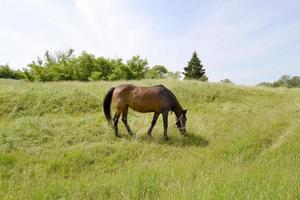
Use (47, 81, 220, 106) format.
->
(183, 51, 208, 81)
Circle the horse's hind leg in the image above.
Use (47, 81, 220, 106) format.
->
(113, 110, 121, 138)
(121, 107, 134, 136)
(147, 112, 159, 137)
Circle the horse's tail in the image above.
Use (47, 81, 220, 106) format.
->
(103, 87, 115, 126)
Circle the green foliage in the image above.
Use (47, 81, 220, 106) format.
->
(288, 76, 300, 88)
(258, 75, 300, 88)
(145, 65, 168, 79)
(0, 65, 14, 78)
(107, 59, 132, 81)
(89, 71, 102, 81)
(183, 51, 208, 81)
(152, 65, 168, 78)
(3, 49, 179, 82)
(166, 71, 182, 79)
(273, 75, 291, 87)
(257, 82, 274, 87)
(95, 57, 113, 80)
(0, 64, 25, 79)
(73, 52, 96, 81)
(27, 49, 75, 81)
(127, 55, 149, 79)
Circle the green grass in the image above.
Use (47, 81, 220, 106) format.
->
(0, 79, 300, 199)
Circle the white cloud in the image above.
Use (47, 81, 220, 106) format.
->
(75, 0, 159, 59)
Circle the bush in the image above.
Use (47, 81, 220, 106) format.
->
(89, 71, 102, 81)
(145, 65, 168, 79)
(257, 82, 273, 87)
(0, 64, 25, 80)
(220, 79, 233, 84)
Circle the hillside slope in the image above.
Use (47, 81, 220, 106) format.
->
(0, 79, 299, 199)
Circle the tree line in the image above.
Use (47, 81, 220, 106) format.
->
(2, 49, 299, 88)
(2, 49, 208, 82)
(258, 75, 300, 88)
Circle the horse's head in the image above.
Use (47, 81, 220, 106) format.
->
(176, 109, 187, 134)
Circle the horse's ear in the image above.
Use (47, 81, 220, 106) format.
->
(183, 109, 187, 114)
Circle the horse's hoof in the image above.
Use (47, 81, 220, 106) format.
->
(147, 134, 153, 139)
(129, 132, 135, 136)
(163, 136, 169, 141)
(115, 135, 121, 138)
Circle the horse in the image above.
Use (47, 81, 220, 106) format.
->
(103, 84, 187, 140)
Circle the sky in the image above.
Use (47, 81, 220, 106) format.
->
(1, 0, 300, 85)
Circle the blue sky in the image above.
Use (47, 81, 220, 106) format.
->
(1, 0, 300, 85)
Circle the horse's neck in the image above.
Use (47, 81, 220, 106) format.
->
(173, 103, 183, 118)
(167, 88, 182, 117)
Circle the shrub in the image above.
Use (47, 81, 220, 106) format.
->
(89, 71, 102, 81)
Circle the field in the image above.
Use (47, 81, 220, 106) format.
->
(0, 79, 299, 199)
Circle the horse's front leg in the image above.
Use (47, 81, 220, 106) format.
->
(147, 112, 160, 137)
(162, 111, 169, 140)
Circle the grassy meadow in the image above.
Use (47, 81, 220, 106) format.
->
(0, 79, 299, 199)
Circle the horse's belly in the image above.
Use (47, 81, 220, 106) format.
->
(127, 88, 167, 113)
(129, 98, 161, 113)
(129, 104, 158, 113)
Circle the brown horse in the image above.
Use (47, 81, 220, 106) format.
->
(103, 84, 187, 140)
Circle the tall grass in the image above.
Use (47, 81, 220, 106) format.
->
(0, 79, 299, 199)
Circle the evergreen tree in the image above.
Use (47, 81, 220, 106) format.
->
(183, 51, 208, 81)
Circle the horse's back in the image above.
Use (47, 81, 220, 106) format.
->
(112, 84, 170, 113)
(114, 84, 165, 96)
